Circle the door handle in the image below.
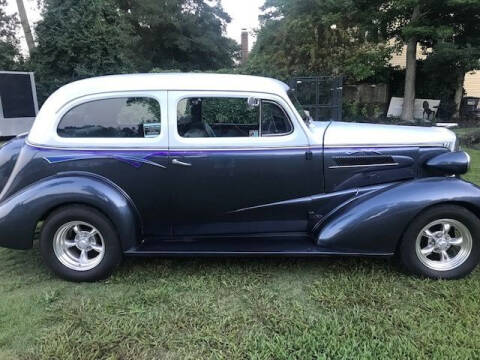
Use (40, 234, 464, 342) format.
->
(172, 159, 192, 167)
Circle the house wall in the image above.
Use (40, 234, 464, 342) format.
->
(465, 72, 480, 97)
(390, 44, 480, 98)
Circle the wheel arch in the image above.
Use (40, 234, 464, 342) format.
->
(315, 177, 480, 255)
(394, 200, 480, 254)
(0, 172, 142, 251)
(36, 202, 123, 244)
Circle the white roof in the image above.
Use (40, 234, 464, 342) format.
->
(47, 73, 289, 101)
(28, 73, 292, 147)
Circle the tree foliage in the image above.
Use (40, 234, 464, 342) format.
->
(244, 0, 394, 83)
(247, 0, 480, 120)
(0, 0, 21, 70)
(29, 0, 238, 102)
(116, 0, 239, 71)
(373, 0, 480, 119)
(30, 0, 137, 101)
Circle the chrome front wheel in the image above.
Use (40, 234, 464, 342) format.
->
(400, 205, 480, 279)
(53, 221, 106, 272)
(415, 219, 472, 272)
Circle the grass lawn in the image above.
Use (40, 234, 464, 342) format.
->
(1, 149, 480, 360)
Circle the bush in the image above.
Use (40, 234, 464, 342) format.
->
(342, 101, 385, 123)
(455, 128, 480, 148)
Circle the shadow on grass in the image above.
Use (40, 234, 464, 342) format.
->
(0, 240, 399, 285)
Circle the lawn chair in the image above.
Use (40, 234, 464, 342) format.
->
(423, 101, 436, 121)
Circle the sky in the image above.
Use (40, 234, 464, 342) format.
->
(5, 0, 264, 53)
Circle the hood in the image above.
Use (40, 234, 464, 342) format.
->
(309, 121, 457, 151)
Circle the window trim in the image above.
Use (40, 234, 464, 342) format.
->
(175, 95, 294, 140)
(168, 90, 309, 150)
(51, 91, 168, 149)
(260, 100, 294, 138)
(57, 96, 162, 139)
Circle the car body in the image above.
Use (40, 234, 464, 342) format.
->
(0, 73, 478, 281)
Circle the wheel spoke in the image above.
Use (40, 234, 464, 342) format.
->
(73, 225, 81, 234)
(64, 240, 76, 248)
(90, 244, 103, 253)
(440, 250, 451, 262)
(449, 237, 463, 246)
(443, 223, 451, 234)
(89, 229, 98, 237)
(421, 245, 435, 256)
(424, 230, 434, 238)
(79, 250, 89, 266)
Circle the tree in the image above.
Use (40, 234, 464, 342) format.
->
(249, 0, 480, 122)
(115, 0, 239, 71)
(423, 1, 480, 118)
(0, 0, 21, 70)
(374, 0, 480, 121)
(244, 0, 393, 83)
(399, 4, 421, 122)
(16, 0, 35, 54)
(30, 0, 137, 102)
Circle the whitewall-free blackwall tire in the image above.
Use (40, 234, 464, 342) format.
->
(40, 205, 122, 282)
(399, 205, 480, 279)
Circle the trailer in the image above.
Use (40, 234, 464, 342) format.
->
(0, 71, 39, 137)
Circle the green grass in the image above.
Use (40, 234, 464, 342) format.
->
(2, 149, 480, 360)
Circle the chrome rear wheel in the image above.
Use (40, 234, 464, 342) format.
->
(53, 221, 105, 272)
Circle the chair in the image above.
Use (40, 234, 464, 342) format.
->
(423, 101, 436, 121)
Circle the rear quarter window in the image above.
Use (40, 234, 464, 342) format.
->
(57, 97, 161, 138)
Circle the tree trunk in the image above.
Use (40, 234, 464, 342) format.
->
(400, 5, 421, 122)
(453, 72, 465, 120)
(16, 0, 35, 55)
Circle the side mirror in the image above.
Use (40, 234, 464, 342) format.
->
(247, 97, 260, 108)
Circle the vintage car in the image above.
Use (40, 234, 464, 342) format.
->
(0, 73, 477, 282)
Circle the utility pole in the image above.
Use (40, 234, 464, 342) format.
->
(16, 0, 35, 55)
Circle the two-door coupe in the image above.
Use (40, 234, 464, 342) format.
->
(0, 73, 477, 281)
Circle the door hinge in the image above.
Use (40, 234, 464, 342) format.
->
(305, 151, 313, 160)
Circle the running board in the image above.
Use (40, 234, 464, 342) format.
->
(124, 234, 393, 257)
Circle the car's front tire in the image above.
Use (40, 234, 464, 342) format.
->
(40, 205, 122, 282)
(399, 205, 480, 279)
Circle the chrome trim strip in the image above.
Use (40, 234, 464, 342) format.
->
(329, 163, 399, 169)
(26, 140, 310, 152)
(27, 139, 449, 152)
(325, 143, 447, 148)
(27, 140, 170, 152)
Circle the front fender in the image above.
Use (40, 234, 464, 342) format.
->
(0, 172, 140, 250)
(315, 177, 480, 254)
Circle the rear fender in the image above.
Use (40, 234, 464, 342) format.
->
(314, 177, 480, 254)
(0, 172, 140, 250)
(0, 136, 26, 192)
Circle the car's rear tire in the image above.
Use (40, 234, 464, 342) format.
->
(40, 205, 122, 282)
(399, 205, 480, 279)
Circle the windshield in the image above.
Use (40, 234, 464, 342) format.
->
(287, 89, 309, 123)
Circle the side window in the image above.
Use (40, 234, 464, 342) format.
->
(177, 97, 293, 138)
(261, 101, 293, 136)
(57, 97, 161, 138)
(178, 97, 259, 138)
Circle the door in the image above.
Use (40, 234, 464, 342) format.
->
(168, 91, 312, 237)
(53, 91, 172, 237)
